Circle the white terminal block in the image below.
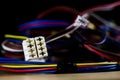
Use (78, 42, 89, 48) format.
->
(73, 15, 89, 28)
(22, 36, 48, 62)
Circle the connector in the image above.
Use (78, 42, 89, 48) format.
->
(73, 15, 89, 28)
(22, 36, 48, 62)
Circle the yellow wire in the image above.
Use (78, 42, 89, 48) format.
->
(76, 62, 118, 66)
(1, 62, 119, 68)
(0, 64, 57, 68)
(5, 34, 27, 40)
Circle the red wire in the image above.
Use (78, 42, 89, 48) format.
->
(79, 1, 120, 16)
(77, 65, 101, 68)
(83, 44, 115, 61)
(36, 1, 120, 22)
(19, 22, 69, 31)
(0, 67, 56, 73)
(4, 53, 24, 59)
(36, 6, 79, 19)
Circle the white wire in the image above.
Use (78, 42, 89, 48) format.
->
(46, 15, 89, 44)
(46, 24, 81, 44)
(1, 40, 23, 52)
(90, 12, 120, 31)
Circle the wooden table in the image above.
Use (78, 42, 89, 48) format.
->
(0, 71, 120, 80)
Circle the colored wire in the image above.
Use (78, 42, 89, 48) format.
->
(1, 40, 23, 52)
(18, 20, 70, 36)
(3, 53, 24, 59)
(76, 62, 118, 66)
(0, 64, 57, 68)
(36, 6, 79, 19)
(87, 44, 120, 60)
(1, 2, 120, 73)
(5, 34, 27, 40)
(1, 62, 118, 68)
(0, 58, 57, 64)
(78, 65, 118, 72)
(0, 61, 57, 65)
(18, 20, 70, 30)
(7, 39, 22, 44)
(95, 35, 107, 45)
(46, 24, 80, 43)
(83, 44, 115, 61)
(79, 1, 120, 16)
(90, 12, 120, 32)
(0, 67, 57, 73)
(0, 57, 21, 61)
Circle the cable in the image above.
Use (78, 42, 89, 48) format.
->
(0, 57, 57, 65)
(36, 6, 79, 19)
(0, 67, 57, 73)
(0, 64, 57, 68)
(5, 34, 27, 40)
(18, 20, 70, 31)
(76, 62, 118, 66)
(18, 20, 70, 37)
(7, 39, 22, 44)
(83, 44, 115, 61)
(86, 44, 120, 60)
(1, 40, 23, 52)
(90, 12, 120, 32)
(78, 65, 118, 72)
(79, 1, 120, 16)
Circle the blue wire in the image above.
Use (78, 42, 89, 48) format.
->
(18, 20, 70, 29)
(33, 70, 56, 73)
(21, 24, 68, 32)
(95, 34, 107, 45)
(0, 57, 20, 61)
(0, 60, 57, 64)
(18, 20, 70, 36)
(7, 39, 22, 44)
(27, 70, 57, 73)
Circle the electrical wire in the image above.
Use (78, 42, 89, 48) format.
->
(1, 2, 120, 73)
(79, 1, 120, 16)
(18, 20, 70, 37)
(0, 67, 57, 73)
(1, 40, 23, 52)
(86, 44, 120, 60)
(78, 65, 118, 72)
(83, 44, 115, 61)
(5, 34, 27, 40)
(36, 6, 79, 19)
(76, 61, 118, 66)
(0, 60, 57, 65)
(90, 12, 120, 32)
(18, 20, 70, 31)
(0, 64, 57, 68)
(7, 39, 22, 44)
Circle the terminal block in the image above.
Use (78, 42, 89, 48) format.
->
(22, 36, 48, 62)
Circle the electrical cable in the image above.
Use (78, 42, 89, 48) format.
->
(83, 44, 115, 61)
(79, 1, 120, 16)
(1, 2, 120, 73)
(1, 40, 23, 52)
(0, 67, 57, 73)
(0, 64, 57, 68)
(36, 6, 79, 19)
(5, 34, 27, 40)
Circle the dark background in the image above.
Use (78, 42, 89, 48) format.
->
(0, 0, 119, 42)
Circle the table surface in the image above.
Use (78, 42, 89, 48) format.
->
(0, 71, 120, 80)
